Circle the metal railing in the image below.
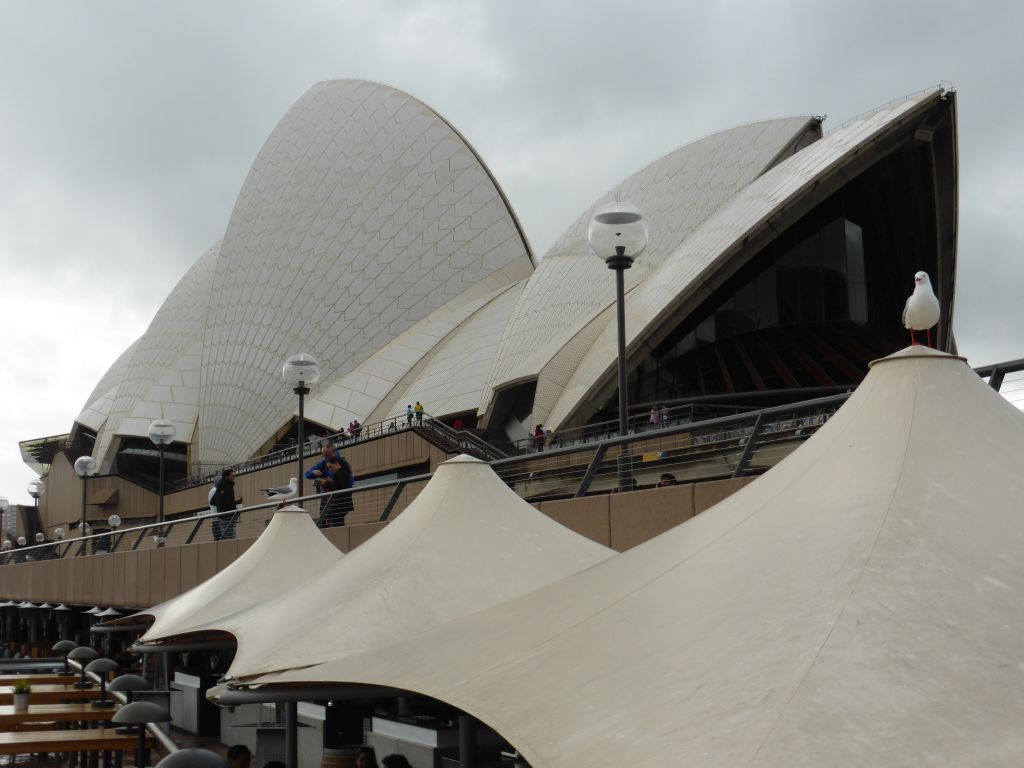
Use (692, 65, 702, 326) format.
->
(2, 473, 435, 565)
(507, 401, 757, 454)
(6, 354, 1024, 565)
(490, 394, 846, 501)
(2, 393, 851, 565)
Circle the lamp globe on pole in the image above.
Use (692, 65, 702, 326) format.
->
(587, 200, 649, 491)
(282, 353, 320, 499)
(148, 419, 176, 526)
(73, 455, 98, 533)
(27, 478, 45, 505)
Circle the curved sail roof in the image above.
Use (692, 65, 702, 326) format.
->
(255, 347, 1024, 767)
(195, 80, 534, 465)
(85, 242, 221, 465)
(545, 88, 949, 428)
(135, 507, 342, 643)
(75, 337, 143, 432)
(75, 79, 534, 469)
(482, 116, 819, 419)
(218, 454, 614, 681)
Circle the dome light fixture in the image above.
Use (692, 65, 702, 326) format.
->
(587, 201, 649, 269)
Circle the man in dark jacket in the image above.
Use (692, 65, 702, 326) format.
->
(211, 468, 239, 540)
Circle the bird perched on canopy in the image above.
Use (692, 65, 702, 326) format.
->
(902, 271, 940, 347)
(262, 477, 298, 501)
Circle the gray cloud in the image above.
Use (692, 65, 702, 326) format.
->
(1, 0, 1022, 500)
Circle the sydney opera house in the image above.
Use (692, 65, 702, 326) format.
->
(24, 81, 956, 492)
(10, 81, 1016, 768)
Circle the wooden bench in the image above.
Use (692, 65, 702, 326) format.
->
(0, 726, 151, 754)
(0, 702, 120, 731)
(0, 674, 76, 685)
(0, 685, 101, 705)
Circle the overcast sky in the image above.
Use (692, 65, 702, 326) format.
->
(1, 0, 1022, 504)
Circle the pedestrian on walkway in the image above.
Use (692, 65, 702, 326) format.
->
(211, 469, 240, 541)
(414, 401, 424, 425)
(406, 404, 414, 427)
(649, 405, 662, 430)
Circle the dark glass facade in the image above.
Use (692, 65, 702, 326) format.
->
(623, 140, 940, 410)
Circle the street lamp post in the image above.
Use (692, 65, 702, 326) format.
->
(0, 497, 9, 552)
(73, 456, 98, 534)
(26, 480, 45, 546)
(587, 201, 649, 491)
(148, 419, 176, 525)
(282, 353, 321, 499)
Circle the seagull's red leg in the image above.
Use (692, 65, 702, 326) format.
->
(926, 328, 932, 348)
(908, 329, 916, 346)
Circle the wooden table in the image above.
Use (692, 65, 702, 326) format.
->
(0, 702, 120, 730)
(0, 685, 101, 706)
(0, 674, 75, 685)
(0, 726, 151, 755)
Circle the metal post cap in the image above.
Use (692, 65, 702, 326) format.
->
(108, 674, 151, 692)
(156, 749, 228, 768)
(112, 701, 171, 724)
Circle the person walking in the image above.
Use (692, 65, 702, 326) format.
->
(414, 401, 424, 425)
(405, 404, 414, 427)
(211, 468, 239, 541)
(534, 424, 546, 451)
(649, 405, 662, 431)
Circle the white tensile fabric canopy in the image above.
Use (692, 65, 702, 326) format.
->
(135, 506, 343, 643)
(219, 454, 615, 681)
(253, 347, 1024, 767)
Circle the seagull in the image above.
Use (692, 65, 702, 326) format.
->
(902, 270, 941, 347)
(262, 477, 298, 501)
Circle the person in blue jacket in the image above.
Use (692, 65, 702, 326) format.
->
(305, 441, 354, 526)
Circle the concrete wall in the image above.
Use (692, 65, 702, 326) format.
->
(0, 477, 756, 606)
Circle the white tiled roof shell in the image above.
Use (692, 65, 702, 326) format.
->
(76, 243, 220, 467)
(545, 89, 945, 429)
(482, 117, 817, 420)
(97, 242, 218, 463)
(195, 80, 534, 465)
(304, 281, 526, 430)
(75, 337, 143, 432)
(387, 282, 524, 420)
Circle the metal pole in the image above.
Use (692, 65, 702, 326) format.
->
(158, 444, 165, 525)
(81, 475, 88, 532)
(295, 384, 309, 499)
(285, 700, 298, 768)
(137, 724, 147, 768)
(458, 714, 477, 768)
(614, 264, 631, 491)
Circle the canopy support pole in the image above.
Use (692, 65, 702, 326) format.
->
(459, 714, 477, 768)
(285, 701, 298, 768)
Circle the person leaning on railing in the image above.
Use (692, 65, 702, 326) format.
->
(305, 441, 355, 527)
